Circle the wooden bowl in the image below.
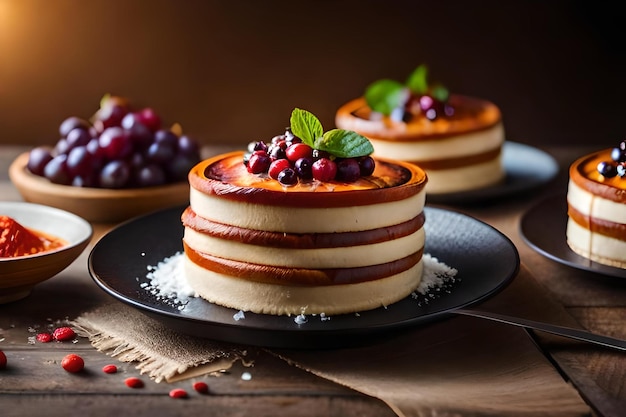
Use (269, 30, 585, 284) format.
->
(8, 152, 190, 224)
(0, 201, 93, 303)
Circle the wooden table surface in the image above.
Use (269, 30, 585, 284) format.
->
(0, 144, 624, 417)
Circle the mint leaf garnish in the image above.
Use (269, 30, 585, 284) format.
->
(290, 108, 323, 148)
(363, 64, 451, 117)
(364, 79, 406, 116)
(405, 64, 429, 95)
(289, 108, 373, 158)
(430, 84, 449, 102)
(314, 129, 374, 158)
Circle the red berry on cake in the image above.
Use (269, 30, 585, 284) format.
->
(311, 158, 337, 182)
(246, 151, 271, 174)
(285, 143, 313, 162)
(268, 159, 292, 180)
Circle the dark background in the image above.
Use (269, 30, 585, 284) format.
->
(0, 0, 623, 149)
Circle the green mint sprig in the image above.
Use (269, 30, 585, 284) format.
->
(364, 64, 449, 116)
(364, 79, 406, 117)
(290, 108, 373, 158)
(405, 64, 429, 95)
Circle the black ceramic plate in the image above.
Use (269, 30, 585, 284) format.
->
(427, 141, 559, 204)
(520, 195, 626, 279)
(88, 205, 520, 349)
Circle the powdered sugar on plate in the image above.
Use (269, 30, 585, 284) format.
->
(141, 252, 459, 316)
(139, 252, 196, 310)
(412, 253, 459, 307)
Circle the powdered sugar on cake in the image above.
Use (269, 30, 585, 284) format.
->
(141, 252, 459, 316)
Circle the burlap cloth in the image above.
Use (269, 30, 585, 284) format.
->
(72, 265, 590, 416)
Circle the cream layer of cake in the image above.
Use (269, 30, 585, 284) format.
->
(183, 259, 423, 316)
(182, 151, 428, 315)
(566, 149, 626, 268)
(335, 95, 505, 194)
(183, 210, 425, 268)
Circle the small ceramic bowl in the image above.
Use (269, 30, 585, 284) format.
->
(8, 152, 190, 224)
(0, 201, 93, 303)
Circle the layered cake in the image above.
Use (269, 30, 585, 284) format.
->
(335, 65, 505, 194)
(566, 142, 626, 268)
(181, 109, 428, 316)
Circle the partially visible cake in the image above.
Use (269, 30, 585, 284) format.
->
(566, 142, 626, 268)
(335, 65, 505, 194)
(182, 109, 428, 316)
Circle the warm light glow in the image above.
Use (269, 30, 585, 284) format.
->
(0, 0, 11, 21)
(0, 0, 16, 40)
(0, 0, 30, 70)
(0, 0, 32, 97)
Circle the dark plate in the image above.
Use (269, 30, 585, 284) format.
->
(427, 141, 559, 204)
(520, 195, 626, 279)
(88, 205, 520, 349)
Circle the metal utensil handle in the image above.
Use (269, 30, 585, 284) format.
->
(455, 308, 626, 352)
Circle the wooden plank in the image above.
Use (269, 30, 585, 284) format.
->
(0, 395, 395, 417)
(0, 348, 395, 416)
(0, 347, 353, 395)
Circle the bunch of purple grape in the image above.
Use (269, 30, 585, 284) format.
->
(597, 140, 626, 178)
(26, 96, 201, 189)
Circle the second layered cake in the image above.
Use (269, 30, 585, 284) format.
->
(335, 65, 505, 194)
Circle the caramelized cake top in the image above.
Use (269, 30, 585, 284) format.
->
(188, 151, 427, 207)
(336, 95, 502, 142)
(570, 149, 626, 203)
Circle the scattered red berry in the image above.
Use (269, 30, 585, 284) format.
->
(169, 388, 188, 399)
(36, 332, 53, 343)
(61, 353, 84, 373)
(125, 377, 144, 388)
(53, 327, 76, 341)
(192, 381, 209, 394)
(0, 350, 7, 369)
(102, 364, 118, 374)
